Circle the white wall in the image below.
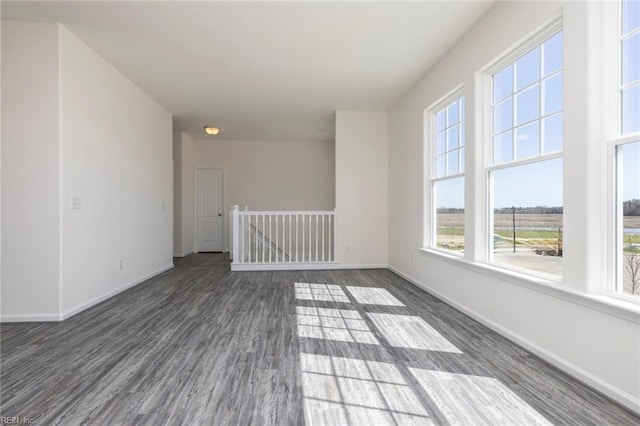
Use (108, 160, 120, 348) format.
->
(176, 138, 335, 253)
(388, 0, 639, 410)
(1, 22, 61, 320)
(173, 132, 183, 256)
(195, 139, 335, 211)
(335, 111, 388, 266)
(180, 133, 196, 255)
(58, 26, 173, 315)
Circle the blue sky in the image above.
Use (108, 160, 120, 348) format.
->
(436, 148, 639, 210)
(622, 141, 640, 203)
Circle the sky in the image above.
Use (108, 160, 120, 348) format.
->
(436, 148, 639, 210)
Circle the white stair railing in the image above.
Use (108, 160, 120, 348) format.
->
(230, 205, 337, 270)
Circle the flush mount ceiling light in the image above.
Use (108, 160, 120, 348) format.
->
(204, 126, 220, 135)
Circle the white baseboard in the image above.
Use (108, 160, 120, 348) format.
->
(173, 251, 193, 258)
(1, 313, 62, 322)
(330, 264, 388, 270)
(387, 265, 640, 416)
(1, 264, 175, 323)
(60, 263, 174, 320)
(230, 263, 387, 272)
(232, 262, 339, 271)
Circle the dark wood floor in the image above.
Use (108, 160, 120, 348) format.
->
(1, 253, 638, 425)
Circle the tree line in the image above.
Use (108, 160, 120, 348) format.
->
(624, 199, 640, 216)
(435, 206, 563, 214)
(437, 200, 640, 216)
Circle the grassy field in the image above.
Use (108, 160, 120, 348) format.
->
(435, 213, 640, 253)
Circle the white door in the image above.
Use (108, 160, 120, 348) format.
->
(196, 168, 223, 252)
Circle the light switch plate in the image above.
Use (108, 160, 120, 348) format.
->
(72, 196, 81, 209)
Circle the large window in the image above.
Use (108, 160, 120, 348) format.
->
(615, 0, 640, 296)
(430, 94, 465, 253)
(488, 30, 564, 279)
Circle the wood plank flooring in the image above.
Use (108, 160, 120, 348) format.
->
(1, 253, 638, 425)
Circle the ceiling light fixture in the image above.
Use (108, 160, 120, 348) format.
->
(204, 126, 220, 135)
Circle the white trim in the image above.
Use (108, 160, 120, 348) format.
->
(173, 250, 194, 258)
(418, 248, 639, 323)
(58, 26, 64, 321)
(0, 264, 175, 323)
(425, 88, 466, 250)
(387, 265, 640, 416)
(487, 151, 563, 172)
(230, 263, 386, 272)
(60, 264, 174, 320)
(1, 313, 62, 323)
(480, 13, 563, 76)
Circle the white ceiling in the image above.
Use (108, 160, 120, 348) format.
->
(2, 1, 494, 142)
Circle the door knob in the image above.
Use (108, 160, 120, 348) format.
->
(218, 213, 222, 216)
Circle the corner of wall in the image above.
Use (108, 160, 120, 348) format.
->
(335, 110, 389, 266)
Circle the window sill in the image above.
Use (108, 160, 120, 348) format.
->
(418, 248, 640, 324)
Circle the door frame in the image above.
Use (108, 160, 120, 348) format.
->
(194, 167, 225, 253)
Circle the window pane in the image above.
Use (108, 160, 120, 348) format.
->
(436, 132, 446, 155)
(494, 98, 513, 134)
(460, 147, 465, 172)
(447, 150, 459, 175)
(447, 101, 460, 126)
(515, 122, 540, 160)
(436, 155, 446, 178)
(434, 177, 464, 252)
(492, 158, 563, 279)
(493, 131, 513, 164)
(542, 113, 563, 154)
(515, 84, 540, 126)
(622, 33, 640, 86)
(436, 111, 446, 132)
(515, 47, 540, 91)
(543, 73, 563, 115)
(543, 32, 563, 77)
(494, 65, 513, 103)
(622, 84, 640, 134)
(447, 125, 459, 151)
(622, 0, 640, 35)
(620, 141, 640, 296)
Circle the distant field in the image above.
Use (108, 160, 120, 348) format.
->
(437, 213, 640, 230)
(436, 213, 563, 230)
(436, 213, 640, 252)
(625, 216, 640, 229)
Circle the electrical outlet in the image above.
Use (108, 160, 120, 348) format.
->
(345, 245, 350, 253)
(119, 259, 124, 269)
(71, 195, 81, 209)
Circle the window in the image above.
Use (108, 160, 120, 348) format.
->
(488, 29, 564, 279)
(429, 93, 465, 253)
(615, 0, 640, 296)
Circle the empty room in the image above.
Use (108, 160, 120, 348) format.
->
(1, 0, 639, 425)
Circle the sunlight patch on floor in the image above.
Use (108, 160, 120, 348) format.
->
(367, 313, 462, 353)
(300, 352, 434, 426)
(295, 283, 350, 303)
(296, 306, 379, 345)
(409, 368, 552, 426)
(345, 286, 406, 306)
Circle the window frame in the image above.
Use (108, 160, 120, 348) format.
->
(482, 18, 564, 279)
(607, 0, 640, 297)
(424, 86, 466, 255)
